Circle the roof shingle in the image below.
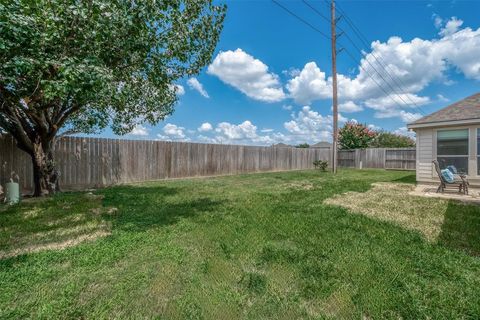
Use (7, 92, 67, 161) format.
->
(410, 92, 480, 126)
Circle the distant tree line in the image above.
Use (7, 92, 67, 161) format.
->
(295, 143, 310, 148)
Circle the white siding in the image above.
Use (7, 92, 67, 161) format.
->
(416, 128, 434, 183)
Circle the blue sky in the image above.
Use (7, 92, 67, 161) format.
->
(121, 0, 480, 145)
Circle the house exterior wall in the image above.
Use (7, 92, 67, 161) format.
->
(414, 124, 480, 186)
(416, 128, 434, 183)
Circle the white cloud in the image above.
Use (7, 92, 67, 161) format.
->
(436, 26, 480, 80)
(169, 84, 185, 96)
(364, 93, 430, 110)
(285, 20, 480, 122)
(215, 121, 258, 140)
(282, 67, 301, 77)
(338, 101, 363, 113)
(198, 122, 213, 132)
(367, 123, 382, 131)
(207, 48, 286, 102)
(439, 17, 464, 36)
(399, 111, 423, 123)
(394, 126, 416, 139)
(286, 62, 331, 104)
(194, 120, 299, 146)
(187, 78, 209, 98)
(186, 107, 351, 146)
(129, 125, 149, 136)
(437, 94, 450, 102)
(433, 14, 443, 29)
(361, 22, 480, 84)
(374, 110, 423, 123)
(283, 106, 334, 142)
(197, 120, 277, 145)
(282, 105, 293, 111)
(197, 135, 218, 144)
(161, 123, 187, 140)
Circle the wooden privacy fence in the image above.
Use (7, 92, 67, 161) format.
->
(385, 148, 416, 170)
(0, 135, 416, 192)
(338, 148, 416, 170)
(0, 135, 331, 192)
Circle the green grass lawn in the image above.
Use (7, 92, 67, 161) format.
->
(1, 169, 480, 319)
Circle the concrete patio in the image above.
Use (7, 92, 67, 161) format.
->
(410, 184, 480, 205)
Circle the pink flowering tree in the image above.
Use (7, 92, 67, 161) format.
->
(338, 122, 377, 150)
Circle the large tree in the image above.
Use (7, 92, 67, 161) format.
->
(0, 0, 226, 196)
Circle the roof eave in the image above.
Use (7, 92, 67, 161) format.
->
(407, 118, 480, 130)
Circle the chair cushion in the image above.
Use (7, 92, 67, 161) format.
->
(441, 169, 455, 183)
(446, 165, 458, 174)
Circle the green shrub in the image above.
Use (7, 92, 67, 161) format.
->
(313, 160, 328, 172)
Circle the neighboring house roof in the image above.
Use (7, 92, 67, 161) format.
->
(311, 141, 332, 148)
(408, 92, 480, 129)
(272, 143, 291, 148)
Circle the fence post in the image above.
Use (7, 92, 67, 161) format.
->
(355, 149, 362, 169)
(384, 148, 387, 169)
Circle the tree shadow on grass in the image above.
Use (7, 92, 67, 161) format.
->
(101, 185, 224, 232)
(392, 174, 416, 184)
(437, 201, 480, 256)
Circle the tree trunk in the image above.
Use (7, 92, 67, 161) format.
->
(30, 139, 60, 197)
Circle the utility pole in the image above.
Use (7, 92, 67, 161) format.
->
(330, 0, 338, 174)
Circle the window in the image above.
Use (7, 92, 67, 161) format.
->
(437, 129, 469, 174)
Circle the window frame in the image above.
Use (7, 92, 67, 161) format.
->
(435, 128, 470, 175)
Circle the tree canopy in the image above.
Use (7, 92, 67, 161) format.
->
(296, 143, 310, 148)
(338, 122, 415, 150)
(370, 131, 415, 148)
(0, 0, 226, 195)
(338, 122, 377, 150)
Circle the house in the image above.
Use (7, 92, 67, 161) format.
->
(407, 92, 480, 186)
(311, 141, 332, 149)
(272, 143, 291, 148)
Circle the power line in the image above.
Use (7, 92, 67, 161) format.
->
(342, 47, 421, 122)
(341, 31, 426, 115)
(271, 0, 331, 40)
(304, 0, 425, 115)
(334, 2, 426, 115)
(302, 0, 330, 23)
(336, 4, 423, 102)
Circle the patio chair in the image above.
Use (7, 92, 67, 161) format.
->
(432, 160, 468, 195)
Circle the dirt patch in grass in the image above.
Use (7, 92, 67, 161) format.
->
(283, 181, 316, 191)
(0, 193, 115, 259)
(324, 182, 449, 241)
(0, 230, 110, 259)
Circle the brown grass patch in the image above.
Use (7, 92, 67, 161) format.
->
(284, 181, 316, 190)
(0, 229, 110, 259)
(324, 182, 449, 241)
(0, 192, 115, 259)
